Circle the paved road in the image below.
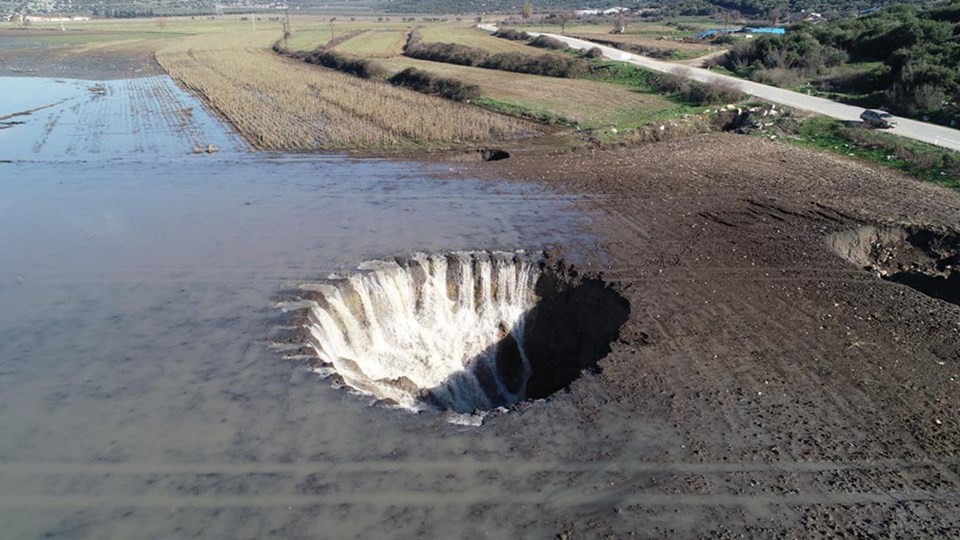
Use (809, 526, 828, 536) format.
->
(479, 24, 960, 152)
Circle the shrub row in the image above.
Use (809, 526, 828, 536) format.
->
(321, 30, 366, 51)
(584, 47, 604, 59)
(528, 35, 568, 50)
(574, 36, 673, 59)
(492, 28, 531, 41)
(301, 50, 386, 79)
(406, 40, 490, 66)
(484, 52, 590, 78)
(403, 30, 590, 78)
(388, 67, 481, 101)
(650, 72, 744, 106)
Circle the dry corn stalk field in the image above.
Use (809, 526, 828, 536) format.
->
(156, 36, 536, 150)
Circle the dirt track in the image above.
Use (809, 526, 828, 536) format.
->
(468, 133, 960, 537)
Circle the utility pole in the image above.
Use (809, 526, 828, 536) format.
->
(57, 12, 65, 31)
(282, 7, 292, 46)
(251, 12, 256, 31)
(614, 0, 625, 34)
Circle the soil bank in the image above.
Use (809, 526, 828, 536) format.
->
(459, 132, 960, 537)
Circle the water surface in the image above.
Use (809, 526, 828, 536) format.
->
(0, 76, 592, 538)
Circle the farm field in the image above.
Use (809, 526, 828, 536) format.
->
(156, 36, 535, 149)
(377, 55, 682, 129)
(0, 28, 172, 78)
(9, 15, 725, 145)
(336, 28, 408, 56)
(0, 75, 243, 159)
(567, 31, 723, 60)
(417, 23, 546, 53)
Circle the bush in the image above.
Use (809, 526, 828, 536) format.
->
(817, 65, 889, 94)
(302, 50, 386, 79)
(886, 82, 947, 116)
(402, 29, 590, 79)
(585, 47, 604, 59)
(528, 35, 569, 50)
(752, 67, 802, 88)
(713, 34, 737, 45)
(481, 51, 590, 78)
(493, 28, 532, 41)
(573, 36, 672, 59)
(650, 71, 744, 105)
(689, 79, 745, 105)
(650, 72, 688, 93)
(388, 67, 481, 101)
(404, 30, 489, 66)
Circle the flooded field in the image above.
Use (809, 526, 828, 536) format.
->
(1, 76, 242, 159)
(0, 76, 591, 538)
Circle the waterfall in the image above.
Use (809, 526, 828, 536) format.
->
(300, 251, 541, 413)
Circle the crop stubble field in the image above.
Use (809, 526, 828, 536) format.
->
(156, 33, 535, 150)
(11, 16, 714, 148)
(336, 29, 407, 57)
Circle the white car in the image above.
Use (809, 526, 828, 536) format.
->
(860, 109, 897, 129)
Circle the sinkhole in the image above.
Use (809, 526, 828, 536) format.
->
(278, 252, 629, 415)
(831, 225, 960, 307)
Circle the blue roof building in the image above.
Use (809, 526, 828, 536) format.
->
(693, 27, 743, 40)
(743, 26, 786, 35)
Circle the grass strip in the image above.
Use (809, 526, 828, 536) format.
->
(790, 117, 959, 189)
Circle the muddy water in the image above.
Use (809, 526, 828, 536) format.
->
(0, 76, 243, 159)
(0, 77, 593, 538)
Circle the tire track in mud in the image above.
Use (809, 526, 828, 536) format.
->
(127, 78, 150, 154)
(12, 76, 239, 160)
(63, 98, 86, 156)
(2, 459, 960, 512)
(148, 76, 203, 152)
(498, 150, 960, 534)
(10, 458, 960, 475)
(84, 82, 109, 155)
(31, 108, 64, 154)
(1, 490, 958, 509)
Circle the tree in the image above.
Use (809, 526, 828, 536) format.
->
(613, 2, 627, 34)
(767, 7, 783, 25)
(555, 11, 573, 33)
(522, 2, 533, 19)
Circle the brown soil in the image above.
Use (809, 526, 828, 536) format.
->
(0, 29, 164, 79)
(463, 132, 960, 537)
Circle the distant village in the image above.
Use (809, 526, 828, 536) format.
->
(3, 13, 89, 23)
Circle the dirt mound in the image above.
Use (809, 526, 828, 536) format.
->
(831, 225, 960, 307)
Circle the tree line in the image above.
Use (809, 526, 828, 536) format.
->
(716, 2, 960, 126)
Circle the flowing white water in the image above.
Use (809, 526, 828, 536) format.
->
(297, 252, 542, 413)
